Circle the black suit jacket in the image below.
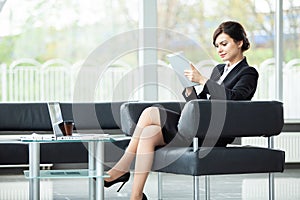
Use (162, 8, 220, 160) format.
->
(183, 57, 259, 101)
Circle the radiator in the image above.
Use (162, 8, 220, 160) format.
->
(0, 181, 53, 200)
(242, 178, 300, 200)
(241, 132, 300, 163)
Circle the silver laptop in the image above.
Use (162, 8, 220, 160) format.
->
(47, 102, 108, 140)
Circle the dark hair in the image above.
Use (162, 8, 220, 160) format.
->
(213, 21, 250, 52)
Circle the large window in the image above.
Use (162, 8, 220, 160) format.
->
(156, 0, 300, 120)
(0, 0, 139, 102)
(0, 0, 299, 120)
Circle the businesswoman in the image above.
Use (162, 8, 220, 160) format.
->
(104, 21, 259, 200)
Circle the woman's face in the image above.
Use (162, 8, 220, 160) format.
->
(214, 33, 243, 64)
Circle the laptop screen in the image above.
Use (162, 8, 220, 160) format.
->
(47, 102, 64, 137)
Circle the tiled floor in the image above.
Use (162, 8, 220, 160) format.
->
(0, 167, 299, 200)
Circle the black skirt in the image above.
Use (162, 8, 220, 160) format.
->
(157, 107, 234, 146)
(158, 107, 181, 144)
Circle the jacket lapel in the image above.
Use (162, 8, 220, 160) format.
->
(222, 58, 248, 83)
(211, 64, 225, 81)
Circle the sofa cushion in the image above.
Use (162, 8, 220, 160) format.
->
(0, 103, 51, 131)
(152, 146, 285, 176)
(60, 102, 124, 130)
(0, 102, 125, 132)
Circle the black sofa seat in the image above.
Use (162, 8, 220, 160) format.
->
(153, 146, 284, 176)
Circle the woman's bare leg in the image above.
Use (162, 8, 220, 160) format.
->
(106, 107, 162, 181)
(130, 125, 165, 200)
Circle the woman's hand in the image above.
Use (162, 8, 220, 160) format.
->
(184, 63, 208, 85)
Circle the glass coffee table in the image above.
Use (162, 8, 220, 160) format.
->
(18, 134, 129, 200)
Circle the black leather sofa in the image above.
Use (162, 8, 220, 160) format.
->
(0, 100, 285, 200)
(120, 100, 285, 199)
(0, 102, 129, 166)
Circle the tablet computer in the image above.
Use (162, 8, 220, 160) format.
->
(167, 52, 199, 88)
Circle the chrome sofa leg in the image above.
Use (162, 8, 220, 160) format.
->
(193, 176, 210, 200)
(158, 172, 163, 200)
(205, 176, 210, 200)
(269, 173, 274, 200)
(268, 137, 275, 200)
(193, 176, 199, 200)
(193, 137, 200, 200)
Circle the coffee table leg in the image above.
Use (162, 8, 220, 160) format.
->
(29, 142, 40, 200)
(89, 141, 96, 200)
(96, 141, 104, 200)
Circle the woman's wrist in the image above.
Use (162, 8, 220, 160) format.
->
(199, 77, 208, 85)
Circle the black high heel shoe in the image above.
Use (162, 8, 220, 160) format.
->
(142, 193, 148, 200)
(104, 172, 130, 192)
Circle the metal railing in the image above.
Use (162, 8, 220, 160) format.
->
(0, 58, 300, 119)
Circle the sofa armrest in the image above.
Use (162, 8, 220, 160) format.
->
(177, 100, 284, 143)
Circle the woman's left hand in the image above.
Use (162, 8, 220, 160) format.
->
(184, 63, 208, 85)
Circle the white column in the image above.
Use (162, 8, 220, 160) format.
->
(139, 0, 158, 101)
(269, 2, 283, 199)
(275, 0, 283, 101)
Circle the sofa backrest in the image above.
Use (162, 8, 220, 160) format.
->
(177, 100, 284, 141)
(0, 103, 51, 131)
(0, 102, 124, 132)
(120, 100, 284, 145)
